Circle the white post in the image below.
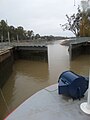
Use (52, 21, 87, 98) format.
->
(1, 35, 3, 50)
(87, 70, 90, 109)
(80, 70, 90, 114)
(74, 0, 75, 6)
(1, 35, 3, 42)
(17, 35, 19, 42)
(8, 32, 10, 46)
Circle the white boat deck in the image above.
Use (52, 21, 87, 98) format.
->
(5, 84, 90, 120)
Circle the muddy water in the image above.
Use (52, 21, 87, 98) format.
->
(0, 43, 90, 120)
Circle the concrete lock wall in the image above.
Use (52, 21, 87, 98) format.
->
(69, 42, 90, 60)
(0, 50, 13, 88)
(69, 43, 83, 60)
(13, 46, 48, 61)
(0, 45, 48, 87)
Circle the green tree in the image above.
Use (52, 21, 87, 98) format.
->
(0, 20, 8, 41)
(8, 26, 16, 41)
(0, 19, 36, 41)
(15, 26, 25, 40)
(35, 34, 40, 39)
(47, 35, 54, 40)
(27, 30, 34, 39)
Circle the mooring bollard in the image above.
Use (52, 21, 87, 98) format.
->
(80, 69, 90, 114)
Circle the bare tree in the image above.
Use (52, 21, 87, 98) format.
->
(60, 7, 82, 37)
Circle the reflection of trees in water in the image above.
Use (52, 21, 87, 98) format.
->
(0, 70, 16, 120)
(0, 91, 9, 120)
(14, 60, 49, 80)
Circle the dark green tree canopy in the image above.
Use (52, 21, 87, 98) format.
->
(0, 20, 35, 41)
(0, 19, 56, 42)
(0, 20, 8, 41)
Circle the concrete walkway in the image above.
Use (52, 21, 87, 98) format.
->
(5, 84, 90, 120)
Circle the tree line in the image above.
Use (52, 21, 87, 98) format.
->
(0, 20, 41, 42)
(0, 20, 57, 42)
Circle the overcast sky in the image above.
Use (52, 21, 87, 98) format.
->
(0, 0, 81, 37)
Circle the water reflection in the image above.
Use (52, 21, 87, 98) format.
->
(0, 71, 16, 119)
(48, 44, 70, 83)
(1, 60, 49, 119)
(0, 43, 90, 120)
(70, 55, 90, 76)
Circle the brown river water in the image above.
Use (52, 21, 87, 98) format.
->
(0, 42, 90, 119)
